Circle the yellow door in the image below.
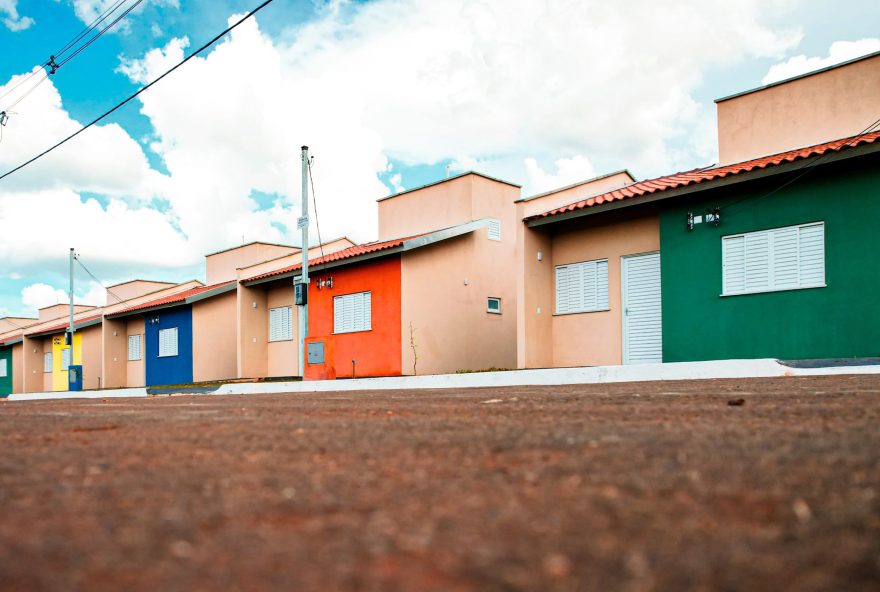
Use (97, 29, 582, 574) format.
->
(51, 333, 82, 392)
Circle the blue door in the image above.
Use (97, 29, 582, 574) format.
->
(144, 306, 193, 386)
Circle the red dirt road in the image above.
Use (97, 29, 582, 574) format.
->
(1, 375, 879, 591)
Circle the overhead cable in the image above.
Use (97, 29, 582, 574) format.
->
(0, 0, 278, 183)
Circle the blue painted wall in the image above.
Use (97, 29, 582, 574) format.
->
(144, 306, 193, 386)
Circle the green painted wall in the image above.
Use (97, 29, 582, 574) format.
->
(660, 154, 880, 362)
(0, 346, 11, 397)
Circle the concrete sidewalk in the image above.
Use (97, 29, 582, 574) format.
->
(6, 358, 880, 402)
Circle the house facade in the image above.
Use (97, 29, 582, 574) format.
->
(518, 51, 880, 367)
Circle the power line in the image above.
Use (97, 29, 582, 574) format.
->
(307, 156, 327, 270)
(73, 255, 125, 304)
(53, 0, 129, 61)
(0, 0, 278, 183)
(55, 0, 147, 71)
(721, 115, 880, 214)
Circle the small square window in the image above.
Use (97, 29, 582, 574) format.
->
(487, 297, 501, 314)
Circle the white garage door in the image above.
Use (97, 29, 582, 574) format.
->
(622, 252, 662, 364)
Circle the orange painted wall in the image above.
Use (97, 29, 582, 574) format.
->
(304, 256, 402, 380)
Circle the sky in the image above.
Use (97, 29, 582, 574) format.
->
(0, 0, 878, 318)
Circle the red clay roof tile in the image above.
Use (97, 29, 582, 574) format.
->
(526, 132, 880, 222)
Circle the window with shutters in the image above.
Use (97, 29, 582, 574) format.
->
(0, 359, 6, 378)
(44, 352, 52, 373)
(269, 306, 293, 342)
(333, 291, 372, 334)
(555, 259, 610, 314)
(158, 327, 179, 357)
(127, 335, 141, 361)
(487, 219, 501, 241)
(61, 348, 71, 370)
(722, 222, 825, 296)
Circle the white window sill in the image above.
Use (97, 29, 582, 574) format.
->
(157, 354, 178, 358)
(553, 308, 611, 317)
(720, 284, 826, 297)
(487, 310, 502, 314)
(268, 337, 294, 343)
(333, 328, 372, 335)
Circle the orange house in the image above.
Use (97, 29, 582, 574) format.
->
(304, 256, 402, 380)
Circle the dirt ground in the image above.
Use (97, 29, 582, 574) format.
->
(0, 374, 878, 592)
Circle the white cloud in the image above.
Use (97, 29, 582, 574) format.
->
(762, 38, 880, 84)
(0, 0, 33, 31)
(70, 0, 178, 32)
(0, 73, 165, 199)
(1, 0, 808, 315)
(524, 155, 597, 194)
(21, 280, 107, 310)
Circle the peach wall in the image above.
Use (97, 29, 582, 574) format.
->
(519, 171, 635, 219)
(126, 318, 145, 387)
(399, 176, 520, 375)
(11, 343, 22, 394)
(106, 280, 176, 304)
(379, 174, 487, 240)
(21, 336, 42, 393)
(267, 285, 298, 378)
(237, 283, 268, 379)
(206, 243, 298, 284)
(717, 53, 880, 164)
(516, 216, 554, 369)
(79, 325, 102, 390)
(101, 317, 127, 389)
(192, 291, 238, 382)
(549, 211, 659, 368)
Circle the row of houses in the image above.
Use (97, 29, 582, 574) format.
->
(1, 50, 878, 396)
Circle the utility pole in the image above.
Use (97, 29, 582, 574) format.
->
(297, 146, 310, 377)
(68, 247, 75, 346)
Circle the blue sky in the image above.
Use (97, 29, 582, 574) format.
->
(0, 0, 878, 318)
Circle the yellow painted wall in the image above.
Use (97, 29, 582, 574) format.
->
(50, 333, 82, 392)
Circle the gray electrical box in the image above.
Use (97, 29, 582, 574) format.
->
(307, 341, 324, 365)
(294, 282, 307, 305)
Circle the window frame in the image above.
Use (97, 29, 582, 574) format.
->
(0, 358, 7, 378)
(268, 306, 293, 342)
(554, 258, 610, 315)
(43, 351, 52, 373)
(158, 327, 179, 358)
(487, 219, 502, 241)
(333, 291, 372, 335)
(61, 348, 71, 371)
(487, 297, 502, 314)
(721, 221, 826, 297)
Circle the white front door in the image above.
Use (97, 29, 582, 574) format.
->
(622, 252, 662, 364)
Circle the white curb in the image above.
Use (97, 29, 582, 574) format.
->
(5, 359, 878, 402)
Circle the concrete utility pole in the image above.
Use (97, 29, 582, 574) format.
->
(68, 247, 75, 346)
(297, 146, 310, 377)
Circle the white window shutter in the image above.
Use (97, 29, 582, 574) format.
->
(744, 232, 770, 292)
(333, 292, 372, 333)
(269, 307, 292, 341)
(487, 219, 501, 241)
(555, 259, 609, 314)
(0, 359, 7, 378)
(722, 222, 825, 295)
(44, 352, 52, 373)
(771, 227, 799, 288)
(127, 335, 141, 361)
(61, 348, 71, 370)
(798, 223, 825, 286)
(158, 327, 178, 357)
